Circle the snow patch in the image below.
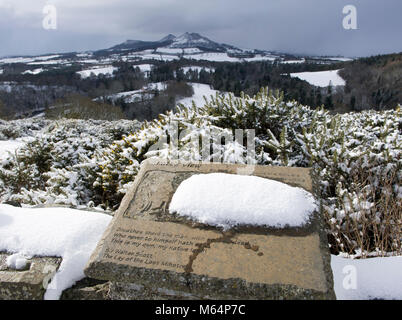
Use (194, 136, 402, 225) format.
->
(169, 173, 317, 229)
(331, 255, 402, 300)
(290, 69, 346, 87)
(177, 83, 220, 108)
(182, 66, 214, 74)
(77, 66, 118, 79)
(133, 64, 153, 74)
(0, 138, 33, 160)
(281, 59, 306, 64)
(0, 205, 112, 300)
(6, 253, 29, 270)
(22, 68, 45, 75)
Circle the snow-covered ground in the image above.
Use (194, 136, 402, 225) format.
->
(289, 69, 346, 87)
(105, 82, 167, 103)
(101, 82, 216, 106)
(177, 83, 220, 108)
(155, 47, 188, 55)
(0, 204, 112, 300)
(77, 66, 118, 79)
(133, 64, 153, 74)
(22, 68, 45, 75)
(326, 57, 354, 62)
(244, 55, 276, 62)
(169, 173, 317, 229)
(188, 52, 241, 62)
(128, 51, 180, 62)
(28, 60, 67, 66)
(331, 255, 402, 300)
(281, 59, 306, 64)
(0, 55, 60, 65)
(0, 138, 33, 159)
(0, 203, 400, 300)
(182, 66, 215, 74)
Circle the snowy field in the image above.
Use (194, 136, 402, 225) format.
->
(22, 68, 45, 75)
(132, 64, 153, 75)
(281, 59, 306, 64)
(106, 81, 221, 107)
(0, 55, 60, 65)
(177, 83, 220, 108)
(0, 203, 400, 300)
(188, 52, 241, 62)
(77, 66, 118, 79)
(290, 69, 346, 87)
(106, 82, 167, 103)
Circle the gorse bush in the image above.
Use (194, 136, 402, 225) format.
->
(0, 119, 140, 207)
(0, 88, 400, 257)
(0, 118, 49, 140)
(298, 109, 401, 256)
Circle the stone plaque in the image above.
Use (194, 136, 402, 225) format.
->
(85, 160, 335, 300)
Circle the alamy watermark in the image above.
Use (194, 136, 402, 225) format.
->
(343, 5, 357, 30)
(41, 4, 356, 32)
(43, 4, 57, 30)
(147, 121, 257, 175)
(342, 265, 358, 290)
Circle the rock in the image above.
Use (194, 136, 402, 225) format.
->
(2, 200, 21, 207)
(0, 252, 61, 300)
(85, 160, 335, 300)
(61, 278, 110, 300)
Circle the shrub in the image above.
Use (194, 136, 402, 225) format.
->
(96, 88, 401, 256)
(0, 89, 400, 257)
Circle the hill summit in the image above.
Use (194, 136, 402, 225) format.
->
(109, 32, 244, 53)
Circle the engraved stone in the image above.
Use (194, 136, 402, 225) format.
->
(85, 159, 335, 300)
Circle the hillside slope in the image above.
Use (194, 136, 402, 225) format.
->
(339, 53, 402, 110)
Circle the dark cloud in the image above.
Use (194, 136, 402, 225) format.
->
(0, 0, 401, 57)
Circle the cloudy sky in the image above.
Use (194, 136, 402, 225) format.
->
(0, 0, 401, 57)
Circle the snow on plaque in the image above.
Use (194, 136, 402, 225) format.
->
(169, 173, 317, 229)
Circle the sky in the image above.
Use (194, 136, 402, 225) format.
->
(0, 0, 401, 58)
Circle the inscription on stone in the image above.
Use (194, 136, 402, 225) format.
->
(103, 221, 216, 271)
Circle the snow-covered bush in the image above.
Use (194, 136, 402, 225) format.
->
(0, 119, 140, 209)
(95, 88, 401, 256)
(0, 118, 50, 140)
(95, 89, 326, 206)
(0, 89, 400, 257)
(298, 110, 401, 256)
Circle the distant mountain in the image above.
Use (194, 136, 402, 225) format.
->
(108, 32, 246, 54)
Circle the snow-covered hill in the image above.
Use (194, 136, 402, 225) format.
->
(0, 32, 352, 72)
